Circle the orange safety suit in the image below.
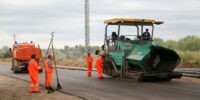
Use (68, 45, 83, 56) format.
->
(44, 59, 53, 87)
(85, 55, 93, 76)
(28, 59, 40, 92)
(96, 56, 103, 79)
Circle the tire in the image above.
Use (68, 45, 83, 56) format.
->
(103, 56, 114, 76)
(13, 69, 19, 73)
(103, 55, 120, 77)
(12, 59, 18, 72)
(11, 58, 14, 70)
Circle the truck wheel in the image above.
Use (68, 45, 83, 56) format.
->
(11, 58, 15, 70)
(13, 69, 18, 73)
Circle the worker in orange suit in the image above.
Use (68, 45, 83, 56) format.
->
(95, 50, 104, 79)
(28, 54, 40, 93)
(44, 55, 54, 89)
(85, 53, 94, 77)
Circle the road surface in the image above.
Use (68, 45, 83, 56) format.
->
(0, 63, 200, 100)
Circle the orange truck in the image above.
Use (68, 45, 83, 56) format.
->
(10, 41, 43, 73)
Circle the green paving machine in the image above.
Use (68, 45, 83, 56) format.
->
(102, 18, 182, 81)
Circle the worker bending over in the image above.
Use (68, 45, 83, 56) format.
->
(95, 50, 104, 79)
(44, 55, 54, 89)
(85, 53, 94, 77)
(28, 54, 40, 93)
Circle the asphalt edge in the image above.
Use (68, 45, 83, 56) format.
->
(57, 66, 96, 71)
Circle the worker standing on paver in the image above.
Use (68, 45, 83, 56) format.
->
(28, 54, 40, 93)
(95, 50, 104, 79)
(44, 55, 54, 89)
(85, 53, 94, 77)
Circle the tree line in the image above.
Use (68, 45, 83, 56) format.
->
(154, 35, 200, 51)
(0, 35, 199, 67)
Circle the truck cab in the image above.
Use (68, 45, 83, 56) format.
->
(11, 41, 42, 73)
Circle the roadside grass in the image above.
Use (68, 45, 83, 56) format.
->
(0, 58, 11, 64)
(0, 51, 199, 68)
(177, 50, 200, 68)
(56, 55, 98, 68)
(57, 58, 86, 67)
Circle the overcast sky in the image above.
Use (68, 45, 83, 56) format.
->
(0, 0, 200, 48)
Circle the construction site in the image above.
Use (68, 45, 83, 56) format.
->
(0, 0, 200, 100)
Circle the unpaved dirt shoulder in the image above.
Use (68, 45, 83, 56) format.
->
(179, 76, 200, 84)
(0, 74, 82, 100)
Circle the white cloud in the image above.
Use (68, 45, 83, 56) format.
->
(0, 0, 200, 48)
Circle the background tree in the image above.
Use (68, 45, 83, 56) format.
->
(177, 36, 200, 51)
(0, 46, 11, 58)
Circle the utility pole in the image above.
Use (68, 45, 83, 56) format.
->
(84, 0, 90, 53)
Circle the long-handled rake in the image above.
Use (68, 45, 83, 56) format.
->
(46, 33, 62, 90)
(51, 36, 62, 90)
(46, 32, 54, 56)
